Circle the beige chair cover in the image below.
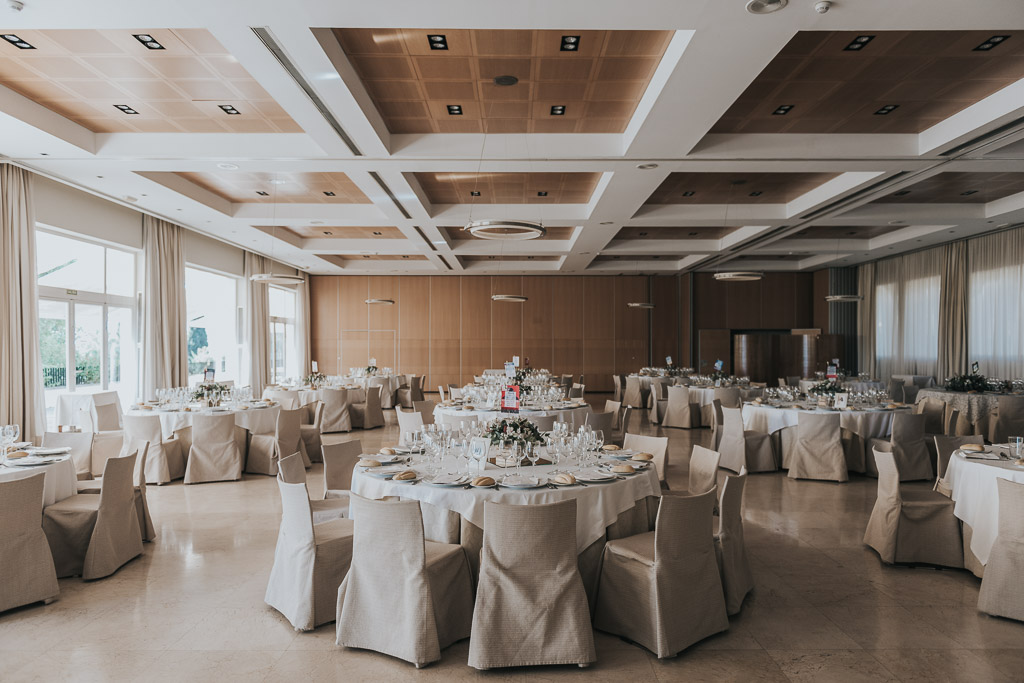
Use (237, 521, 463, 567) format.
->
(265, 473, 354, 631)
(530, 413, 557, 432)
(323, 440, 362, 500)
(933, 434, 985, 497)
(351, 386, 385, 430)
(248, 408, 309, 476)
(687, 445, 721, 495)
(414, 400, 436, 424)
(0, 474, 59, 612)
(711, 399, 725, 450)
(437, 385, 446, 402)
(78, 440, 155, 542)
(122, 413, 184, 485)
(718, 407, 775, 473)
(916, 397, 946, 435)
(662, 385, 700, 429)
(585, 410, 613, 434)
(702, 386, 740, 426)
(887, 379, 906, 402)
(715, 470, 753, 615)
(991, 395, 1024, 444)
(397, 375, 425, 408)
(787, 413, 848, 482)
(320, 388, 352, 434)
(278, 452, 349, 524)
(448, 384, 463, 400)
(43, 452, 143, 579)
(624, 433, 669, 483)
(612, 374, 623, 402)
(786, 375, 801, 387)
(946, 408, 960, 437)
(863, 448, 963, 567)
(184, 413, 243, 484)
(594, 489, 728, 658)
(43, 431, 94, 480)
(396, 408, 424, 444)
(868, 412, 932, 481)
(299, 401, 324, 461)
(266, 390, 300, 410)
(468, 500, 595, 669)
(622, 376, 644, 408)
(336, 495, 475, 667)
(604, 400, 623, 430)
(89, 390, 123, 431)
(569, 383, 585, 399)
(977, 477, 1024, 621)
(369, 376, 395, 409)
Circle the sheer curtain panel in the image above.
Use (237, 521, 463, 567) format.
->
(245, 252, 270, 396)
(873, 248, 942, 380)
(857, 263, 877, 378)
(968, 229, 1024, 378)
(295, 273, 312, 377)
(0, 165, 46, 440)
(142, 216, 188, 399)
(938, 241, 968, 381)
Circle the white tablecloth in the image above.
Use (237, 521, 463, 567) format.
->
(352, 462, 659, 554)
(264, 386, 366, 407)
(945, 448, 1024, 565)
(126, 406, 281, 438)
(0, 455, 76, 507)
(433, 405, 592, 427)
(742, 404, 902, 440)
(892, 374, 936, 389)
(917, 389, 1003, 430)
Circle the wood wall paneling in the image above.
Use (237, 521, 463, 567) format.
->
(338, 275, 369, 371)
(698, 329, 732, 375)
(490, 276, 524, 369)
(522, 277, 554, 372)
(651, 275, 678, 366)
(398, 276, 430, 386)
(367, 276, 399, 370)
(460, 276, 492, 385)
(614, 277, 649, 379)
(812, 269, 830, 333)
(309, 276, 339, 374)
(429, 277, 461, 390)
(680, 274, 692, 367)
(551, 276, 585, 386)
(583, 277, 616, 392)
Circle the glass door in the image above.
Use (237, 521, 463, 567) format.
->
(74, 303, 104, 392)
(39, 299, 69, 427)
(107, 305, 136, 412)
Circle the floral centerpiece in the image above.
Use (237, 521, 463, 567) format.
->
(709, 370, 731, 383)
(945, 373, 988, 393)
(305, 371, 326, 389)
(808, 380, 839, 396)
(364, 365, 378, 376)
(192, 382, 229, 405)
(484, 417, 544, 447)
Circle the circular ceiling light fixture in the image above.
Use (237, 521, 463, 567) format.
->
(365, 298, 396, 305)
(250, 273, 305, 285)
(463, 219, 546, 241)
(636, 163, 659, 170)
(745, 0, 788, 13)
(491, 294, 528, 303)
(493, 75, 519, 86)
(216, 162, 239, 171)
(713, 271, 764, 282)
(825, 294, 863, 303)
(627, 302, 655, 309)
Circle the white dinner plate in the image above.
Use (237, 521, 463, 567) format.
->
(426, 473, 471, 487)
(6, 456, 65, 467)
(364, 465, 407, 478)
(25, 446, 72, 455)
(576, 469, 618, 483)
(499, 474, 547, 489)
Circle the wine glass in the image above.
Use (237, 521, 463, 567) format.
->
(527, 441, 540, 469)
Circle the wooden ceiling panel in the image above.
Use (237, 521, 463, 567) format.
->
(0, 28, 301, 133)
(165, 171, 371, 204)
(614, 226, 739, 240)
(441, 225, 575, 241)
(790, 224, 904, 239)
(593, 254, 676, 261)
(276, 226, 406, 240)
(873, 172, 1024, 204)
(320, 254, 428, 264)
(645, 172, 840, 205)
(416, 172, 600, 204)
(711, 30, 1024, 135)
(461, 255, 560, 262)
(332, 28, 672, 134)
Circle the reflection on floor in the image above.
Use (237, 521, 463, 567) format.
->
(3, 395, 1022, 682)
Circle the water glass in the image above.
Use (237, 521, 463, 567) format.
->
(1009, 436, 1023, 459)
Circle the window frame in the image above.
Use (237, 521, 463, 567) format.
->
(184, 263, 244, 384)
(268, 284, 298, 383)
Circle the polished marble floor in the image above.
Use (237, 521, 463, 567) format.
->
(4, 397, 1024, 682)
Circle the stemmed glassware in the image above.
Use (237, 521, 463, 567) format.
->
(2, 424, 20, 465)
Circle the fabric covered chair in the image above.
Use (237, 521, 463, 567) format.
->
(247, 408, 309, 476)
(685, 445, 721, 496)
(42, 431, 94, 480)
(863, 448, 963, 568)
(718, 407, 775, 473)
(397, 375, 425, 409)
(868, 413, 933, 481)
(887, 379, 906, 402)
(585, 410, 614, 434)
(299, 401, 324, 461)
(0, 474, 60, 613)
(336, 495, 475, 668)
(414, 400, 437, 425)
(569, 383, 585, 399)
(77, 441, 156, 542)
(662, 385, 700, 429)
(351, 386, 385, 430)
(703, 386, 740, 426)
(715, 469, 753, 615)
(88, 390, 123, 432)
(437, 385, 446, 402)
(43, 452, 143, 579)
(916, 397, 947, 437)
(612, 374, 623, 403)
(933, 434, 985, 497)
(787, 413, 848, 483)
(622, 376, 644, 408)
(710, 399, 725, 451)
(265, 472, 354, 631)
(524, 413, 552, 432)
(777, 377, 788, 387)
(322, 440, 362, 502)
(990, 395, 1024, 445)
(903, 385, 920, 404)
(395, 408, 424, 445)
(447, 384, 463, 401)
(604, 400, 623, 429)
(977, 478, 1024, 621)
(278, 453, 349, 524)
(594, 488, 729, 658)
(266, 389, 300, 410)
(946, 409, 961, 437)
(468, 500, 595, 669)
(624, 433, 669, 484)
(320, 388, 352, 434)
(184, 412, 244, 484)
(122, 413, 184, 485)
(786, 376, 801, 388)
(370, 376, 395, 409)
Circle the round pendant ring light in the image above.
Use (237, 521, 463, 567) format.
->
(627, 302, 655, 309)
(365, 298, 396, 305)
(491, 294, 528, 303)
(463, 220, 546, 241)
(713, 271, 764, 282)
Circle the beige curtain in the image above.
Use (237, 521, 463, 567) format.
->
(872, 248, 943, 380)
(967, 227, 1024, 378)
(295, 272, 312, 377)
(142, 216, 188, 399)
(937, 241, 968, 381)
(0, 165, 46, 440)
(857, 263, 876, 378)
(245, 252, 270, 396)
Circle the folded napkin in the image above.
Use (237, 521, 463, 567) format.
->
(500, 474, 538, 487)
(430, 473, 467, 485)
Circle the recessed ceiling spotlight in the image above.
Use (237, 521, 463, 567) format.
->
(323, 191, 336, 196)
(372, 231, 382, 236)
(688, 232, 698, 236)
(218, 104, 241, 115)
(745, 0, 788, 14)
(124, 196, 138, 203)
(446, 104, 463, 115)
(132, 34, 164, 50)
(537, 191, 548, 197)
(113, 104, 139, 115)
(974, 35, 1010, 51)
(844, 35, 875, 51)
(636, 163, 659, 170)
(600, 221, 614, 225)
(2, 34, 34, 49)
(874, 104, 899, 115)
(311, 220, 324, 225)
(256, 191, 269, 196)
(960, 190, 978, 196)
(268, 179, 288, 185)
(427, 34, 448, 50)
(493, 75, 518, 86)
(749, 191, 763, 197)
(638, 231, 648, 236)
(216, 162, 239, 170)
(772, 104, 794, 115)
(682, 191, 695, 197)
(892, 190, 911, 196)
(470, 190, 481, 197)
(323, 231, 333, 236)
(550, 105, 566, 116)
(560, 35, 580, 51)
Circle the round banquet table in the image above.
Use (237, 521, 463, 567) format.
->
(944, 446, 1024, 566)
(339, 375, 403, 408)
(0, 454, 76, 507)
(799, 379, 885, 394)
(264, 386, 366, 408)
(433, 404, 592, 427)
(126, 405, 282, 439)
(916, 388, 1008, 436)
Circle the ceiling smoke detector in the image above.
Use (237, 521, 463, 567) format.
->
(745, 0, 788, 13)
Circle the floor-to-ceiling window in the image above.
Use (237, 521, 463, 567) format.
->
(36, 228, 139, 427)
(269, 285, 298, 383)
(185, 266, 242, 385)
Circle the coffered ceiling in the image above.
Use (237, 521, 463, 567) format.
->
(1, 1, 1023, 277)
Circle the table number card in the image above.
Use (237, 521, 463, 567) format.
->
(504, 361, 515, 378)
(666, 356, 672, 365)
(469, 437, 490, 471)
(500, 385, 520, 413)
(512, 355, 520, 367)
(311, 360, 318, 372)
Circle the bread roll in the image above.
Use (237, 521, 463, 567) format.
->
(632, 452, 654, 461)
(553, 473, 576, 485)
(960, 444, 985, 453)
(612, 464, 635, 474)
(602, 444, 620, 451)
(358, 458, 381, 468)
(6, 450, 28, 459)
(378, 447, 396, 456)
(393, 470, 417, 481)
(472, 476, 495, 487)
